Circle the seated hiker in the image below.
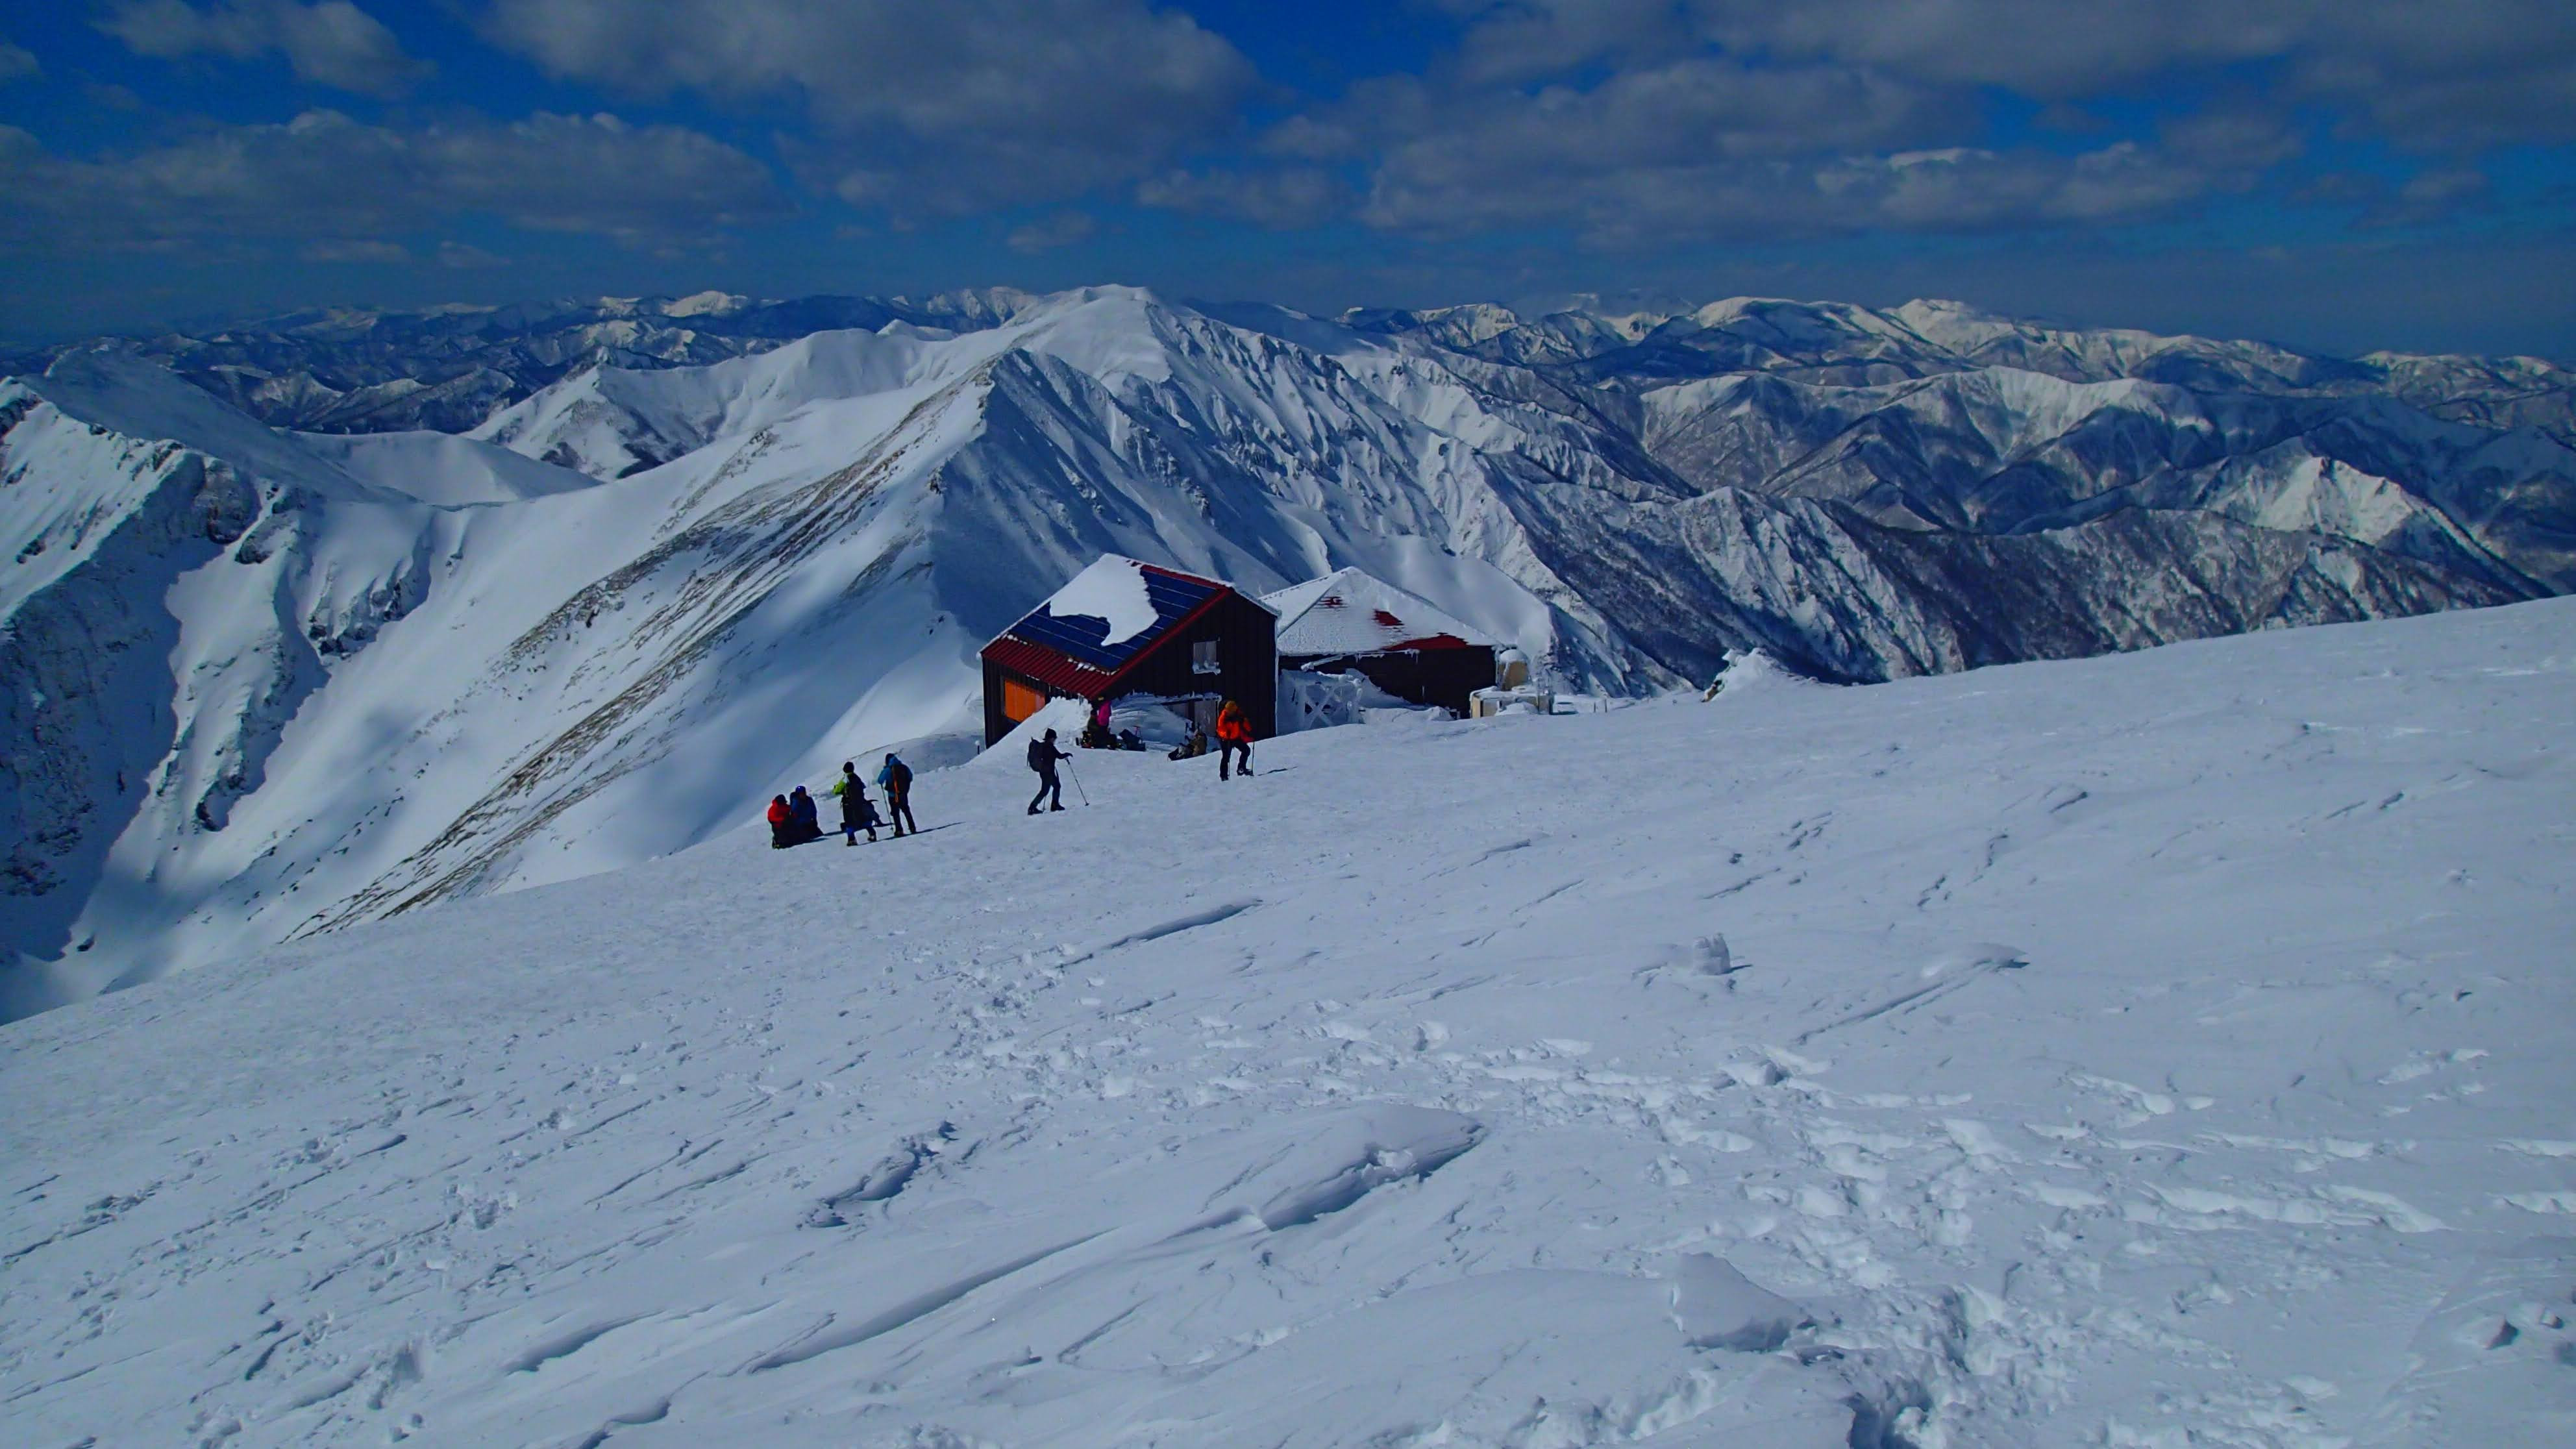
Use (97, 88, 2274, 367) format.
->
(1118, 726, 1144, 751)
(787, 785, 824, 844)
(1169, 723, 1208, 761)
(831, 760, 879, 845)
(766, 793, 793, 849)
(1078, 697, 1112, 750)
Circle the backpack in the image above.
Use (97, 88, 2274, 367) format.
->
(1026, 738, 1052, 772)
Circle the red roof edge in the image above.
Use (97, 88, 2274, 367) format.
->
(1135, 560, 1226, 589)
(982, 635, 1118, 697)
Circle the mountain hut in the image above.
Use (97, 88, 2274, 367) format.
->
(1260, 567, 1502, 717)
(980, 556, 1278, 746)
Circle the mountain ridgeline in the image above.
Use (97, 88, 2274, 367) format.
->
(3, 286, 2570, 1015)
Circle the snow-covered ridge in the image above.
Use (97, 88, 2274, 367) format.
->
(2, 285, 2570, 1018)
(3, 599, 2568, 1445)
(1, 287, 1046, 435)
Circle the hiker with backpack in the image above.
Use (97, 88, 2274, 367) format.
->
(1215, 699, 1254, 780)
(878, 752, 917, 836)
(831, 761, 880, 845)
(1027, 728, 1071, 814)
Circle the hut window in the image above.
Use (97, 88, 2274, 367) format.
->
(1192, 639, 1220, 675)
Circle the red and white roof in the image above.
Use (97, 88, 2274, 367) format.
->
(1261, 567, 1496, 656)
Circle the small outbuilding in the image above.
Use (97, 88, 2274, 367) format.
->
(980, 556, 1278, 747)
(1261, 567, 1503, 717)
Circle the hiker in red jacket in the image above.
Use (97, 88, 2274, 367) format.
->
(765, 794, 793, 849)
(1214, 699, 1254, 781)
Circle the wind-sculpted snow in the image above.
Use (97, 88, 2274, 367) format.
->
(1, 602, 2570, 1445)
(3, 286, 2572, 1015)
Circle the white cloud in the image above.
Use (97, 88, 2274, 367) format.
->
(1693, 0, 2576, 147)
(1316, 57, 2226, 242)
(1005, 211, 1096, 253)
(299, 237, 409, 262)
(0, 40, 38, 84)
(0, 110, 789, 251)
(1347, 90, 2264, 245)
(99, 0, 431, 97)
(1135, 167, 1348, 229)
(435, 241, 510, 269)
(479, 0, 1255, 211)
(1278, 2, 2544, 245)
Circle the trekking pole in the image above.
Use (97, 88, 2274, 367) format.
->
(1065, 756, 1091, 806)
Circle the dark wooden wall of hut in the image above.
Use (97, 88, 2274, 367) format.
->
(1114, 592, 1278, 737)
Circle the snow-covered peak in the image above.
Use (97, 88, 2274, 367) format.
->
(32, 347, 372, 500)
(467, 324, 950, 477)
(660, 290, 752, 318)
(996, 286, 1188, 386)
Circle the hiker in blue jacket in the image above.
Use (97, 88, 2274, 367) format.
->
(786, 785, 823, 845)
(877, 752, 918, 837)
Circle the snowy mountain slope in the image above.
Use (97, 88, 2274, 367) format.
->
(0, 293, 1684, 1017)
(6, 286, 2573, 1018)
(1633, 368, 2573, 593)
(2, 600, 2569, 1447)
(0, 351, 456, 998)
(1354, 294, 2576, 449)
(1481, 468, 2517, 686)
(466, 325, 956, 480)
(296, 430, 606, 506)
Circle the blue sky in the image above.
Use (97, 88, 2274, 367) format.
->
(1, 1, 2571, 356)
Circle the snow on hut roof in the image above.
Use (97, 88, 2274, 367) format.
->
(985, 556, 1251, 695)
(1261, 567, 1497, 656)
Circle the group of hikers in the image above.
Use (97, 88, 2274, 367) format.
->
(767, 754, 917, 848)
(1028, 697, 1257, 810)
(767, 697, 1259, 847)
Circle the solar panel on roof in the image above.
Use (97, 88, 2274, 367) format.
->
(1001, 565, 1222, 673)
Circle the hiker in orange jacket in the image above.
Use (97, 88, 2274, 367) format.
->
(1214, 699, 1253, 781)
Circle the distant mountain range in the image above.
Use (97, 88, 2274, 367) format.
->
(4, 286, 2570, 1015)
